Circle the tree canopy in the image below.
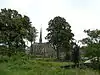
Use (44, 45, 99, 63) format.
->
(81, 29, 100, 61)
(46, 16, 74, 59)
(0, 8, 37, 55)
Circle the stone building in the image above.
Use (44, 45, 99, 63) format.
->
(31, 27, 56, 57)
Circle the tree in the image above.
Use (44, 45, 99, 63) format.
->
(46, 16, 74, 60)
(27, 27, 38, 55)
(81, 29, 100, 69)
(81, 29, 100, 58)
(71, 42, 80, 67)
(0, 8, 33, 55)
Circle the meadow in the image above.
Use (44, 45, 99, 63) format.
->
(0, 55, 99, 75)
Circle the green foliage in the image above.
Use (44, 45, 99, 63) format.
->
(0, 8, 29, 50)
(81, 29, 100, 70)
(0, 8, 37, 55)
(27, 27, 38, 54)
(0, 55, 9, 63)
(81, 29, 100, 58)
(71, 43, 80, 66)
(46, 16, 74, 60)
(27, 27, 37, 43)
(0, 55, 99, 75)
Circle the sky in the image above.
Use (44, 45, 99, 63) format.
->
(0, 0, 100, 44)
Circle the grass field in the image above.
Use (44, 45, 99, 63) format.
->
(0, 55, 99, 75)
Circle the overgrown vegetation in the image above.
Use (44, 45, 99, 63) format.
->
(80, 29, 100, 70)
(0, 54, 99, 75)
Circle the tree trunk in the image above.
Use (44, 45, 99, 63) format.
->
(65, 51, 70, 60)
(56, 46, 60, 60)
(97, 57, 99, 62)
(8, 41, 12, 57)
(30, 41, 33, 55)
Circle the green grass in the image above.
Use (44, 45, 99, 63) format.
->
(0, 55, 99, 75)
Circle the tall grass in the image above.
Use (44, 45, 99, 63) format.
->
(0, 54, 99, 75)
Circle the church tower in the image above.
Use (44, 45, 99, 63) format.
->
(39, 27, 42, 44)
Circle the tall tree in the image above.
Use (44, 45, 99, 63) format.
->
(46, 16, 74, 60)
(0, 8, 32, 55)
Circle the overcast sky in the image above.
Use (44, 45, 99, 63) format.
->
(1, 0, 100, 43)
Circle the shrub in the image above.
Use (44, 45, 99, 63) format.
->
(0, 55, 9, 63)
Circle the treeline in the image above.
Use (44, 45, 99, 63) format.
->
(0, 8, 80, 64)
(0, 8, 100, 69)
